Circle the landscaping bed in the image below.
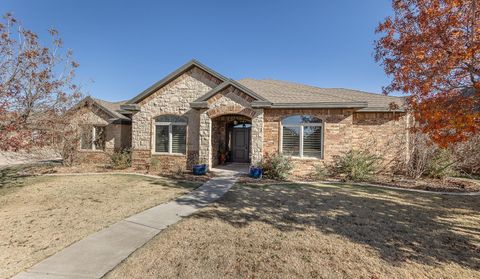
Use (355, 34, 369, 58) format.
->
(105, 182, 480, 278)
(0, 166, 201, 279)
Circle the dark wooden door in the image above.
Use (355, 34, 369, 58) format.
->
(231, 128, 250, 163)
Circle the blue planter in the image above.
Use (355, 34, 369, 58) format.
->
(192, 164, 207, 175)
(249, 167, 263, 179)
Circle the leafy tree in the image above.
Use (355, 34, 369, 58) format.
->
(375, 0, 479, 147)
(0, 13, 82, 150)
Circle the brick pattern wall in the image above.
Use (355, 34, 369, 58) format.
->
(130, 66, 223, 170)
(150, 154, 187, 172)
(263, 109, 407, 176)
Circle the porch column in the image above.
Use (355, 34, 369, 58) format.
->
(198, 110, 212, 167)
(251, 108, 264, 165)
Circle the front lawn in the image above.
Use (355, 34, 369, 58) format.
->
(105, 182, 480, 279)
(0, 166, 201, 279)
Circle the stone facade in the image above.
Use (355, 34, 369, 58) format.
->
(73, 65, 408, 176)
(198, 85, 263, 167)
(130, 66, 223, 170)
(72, 104, 131, 164)
(263, 108, 407, 176)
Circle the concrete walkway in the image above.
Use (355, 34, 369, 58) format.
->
(13, 169, 239, 279)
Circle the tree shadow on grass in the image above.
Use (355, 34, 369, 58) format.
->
(193, 183, 480, 269)
(0, 162, 59, 191)
(143, 177, 203, 191)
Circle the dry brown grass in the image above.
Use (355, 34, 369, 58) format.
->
(106, 182, 480, 279)
(0, 166, 200, 279)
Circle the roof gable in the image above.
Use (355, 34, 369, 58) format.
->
(70, 96, 131, 122)
(193, 79, 270, 105)
(127, 59, 228, 104)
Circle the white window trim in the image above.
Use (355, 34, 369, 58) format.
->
(153, 121, 187, 155)
(80, 125, 105, 151)
(280, 122, 324, 159)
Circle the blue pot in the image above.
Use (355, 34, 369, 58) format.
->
(249, 167, 263, 179)
(192, 164, 207, 175)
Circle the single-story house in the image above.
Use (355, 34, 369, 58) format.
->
(72, 59, 409, 174)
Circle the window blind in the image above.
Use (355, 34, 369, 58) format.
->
(282, 126, 300, 156)
(155, 125, 169, 153)
(172, 125, 186, 154)
(303, 126, 322, 157)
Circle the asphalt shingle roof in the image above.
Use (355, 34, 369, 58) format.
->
(237, 79, 405, 111)
(93, 98, 130, 120)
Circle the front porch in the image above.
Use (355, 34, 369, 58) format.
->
(211, 115, 252, 166)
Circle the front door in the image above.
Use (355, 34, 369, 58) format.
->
(231, 128, 251, 163)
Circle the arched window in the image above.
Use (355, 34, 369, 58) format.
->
(154, 115, 187, 154)
(281, 115, 323, 158)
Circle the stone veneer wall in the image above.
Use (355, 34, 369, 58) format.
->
(73, 105, 132, 164)
(198, 85, 263, 167)
(263, 108, 407, 176)
(131, 67, 222, 170)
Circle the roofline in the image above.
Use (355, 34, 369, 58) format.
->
(69, 97, 132, 123)
(127, 59, 229, 104)
(356, 107, 406, 112)
(268, 102, 368, 109)
(194, 79, 269, 103)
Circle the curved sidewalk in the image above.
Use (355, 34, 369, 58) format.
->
(13, 170, 238, 279)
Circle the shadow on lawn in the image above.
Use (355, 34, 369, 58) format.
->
(0, 164, 35, 189)
(0, 162, 60, 190)
(193, 183, 480, 269)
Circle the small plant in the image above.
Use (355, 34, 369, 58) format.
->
(218, 143, 228, 165)
(425, 149, 458, 179)
(314, 164, 328, 180)
(259, 152, 293, 180)
(110, 149, 131, 169)
(333, 150, 380, 181)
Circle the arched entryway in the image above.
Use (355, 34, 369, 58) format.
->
(211, 114, 252, 166)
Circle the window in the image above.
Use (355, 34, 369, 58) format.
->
(80, 125, 105, 151)
(154, 115, 187, 154)
(281, 115, 323, 158)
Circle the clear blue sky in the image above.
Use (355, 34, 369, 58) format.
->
(1, 0, 395, 101)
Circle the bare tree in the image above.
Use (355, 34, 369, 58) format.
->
(0, 13, 82, 151)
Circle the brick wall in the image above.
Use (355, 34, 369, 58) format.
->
(263, 109, 407, 176)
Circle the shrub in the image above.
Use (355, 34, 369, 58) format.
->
(259, 152, 293, 180)
(314, 164, 328, 180)
(452, 134, 480, 175)
(110, 149, 131, 169)
(333, 150, 380, 181)
(425, 149, 458, 179)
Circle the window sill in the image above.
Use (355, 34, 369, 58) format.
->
(151, 152, 186, 157)
(79, 149, 105, 153)
(288, 156, 323, 161)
